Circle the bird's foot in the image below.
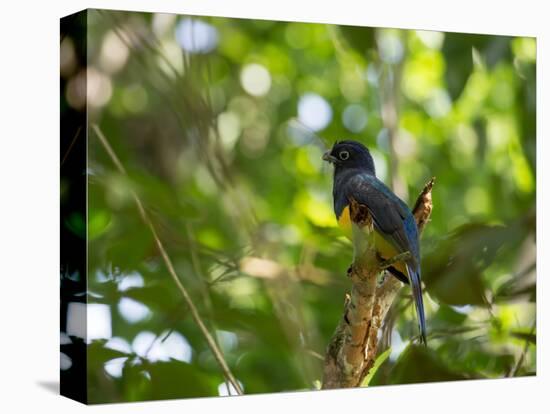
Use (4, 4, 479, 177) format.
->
(379, 251, 412, 270)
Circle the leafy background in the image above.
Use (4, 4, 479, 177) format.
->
(60, 9, 536, 403)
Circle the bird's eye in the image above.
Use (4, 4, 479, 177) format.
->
(339, 150, 350, 161)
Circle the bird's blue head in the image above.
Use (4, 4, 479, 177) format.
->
(322, 140, 376, 176)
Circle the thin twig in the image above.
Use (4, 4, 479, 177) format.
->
(61, 126, 82, 166)
(185, 222, 232, 394)
(92, 124, 243, 395)
(508, 320, 536, 377)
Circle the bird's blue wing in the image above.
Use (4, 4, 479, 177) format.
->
(345, 173, 420, 263)
(345, 173, 427, 344)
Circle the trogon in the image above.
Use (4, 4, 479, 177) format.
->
(323, 140, 427, 345)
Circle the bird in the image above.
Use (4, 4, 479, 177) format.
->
(322, 139, 427, 345)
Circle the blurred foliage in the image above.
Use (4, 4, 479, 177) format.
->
(60, 9, 536, 403)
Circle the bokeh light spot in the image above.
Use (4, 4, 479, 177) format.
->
(152, 13, 177, 38)
(104, 357, 128, 378)
(342, 104, 368, 133)
(175, 18, 218, 54)
(297, 93, 332, 132)
(65, 70, 87, 110)
(415, 30, 445, 50)
(240, 63, 272, 97)
(216, 330, 239, 353)
(370, 149, 388, 182)
(218, 111, 242, 149)
(425, 89, 452, 118)
(67, 302, 111, 342)
(105, 336, 133, 354)
(60, 352, 72, 370)
(132, 330, 193, 363)
(99, 30, 129, 74)
(118, 272, 144, 291)
(378, 31, 404, 64)
(60, 332, 72, 345)
(512, 37, 536, 62)
(60, 36, 77, 78)
(87, 68, 113, 108)
(118, 297, 151, 324)
(218, 380, 244, 396)
(157, 39, 184, 76)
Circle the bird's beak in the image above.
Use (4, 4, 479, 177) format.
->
(322, 151, 338, 164)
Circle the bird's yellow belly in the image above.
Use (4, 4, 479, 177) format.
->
(337, 205, 407, 275)
(337, 205, 353, 237)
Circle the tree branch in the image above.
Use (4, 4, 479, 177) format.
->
(322, 177, 435, 389)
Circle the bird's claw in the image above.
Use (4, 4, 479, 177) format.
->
(379, 251, 412, 270)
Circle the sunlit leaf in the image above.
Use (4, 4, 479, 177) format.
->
(361, 347, 391, 387)
(88, 209, 112, 239)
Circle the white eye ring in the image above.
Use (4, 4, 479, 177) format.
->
(339, 150, 350, 161)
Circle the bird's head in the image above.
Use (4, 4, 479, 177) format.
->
(322, 140, 376, 175)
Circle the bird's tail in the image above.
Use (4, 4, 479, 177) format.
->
(406, 263, 427, 345)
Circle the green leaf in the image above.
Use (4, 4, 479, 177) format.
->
(422, 222, 525, 305)
(437, 339, 515, 376)
(124, 284, 179, 312)
(433, 304, 468, 326)
(442, 33, 512, 100)
(104, 226, 153, 272)
(494, 262, 536, 303)
(144, 360, 219, 399)
(338, 25, 376, 56)
(388, 345, 469, 384)
(361, 347, 391, 387)
(88, 209, 112, 239)
(87, 339, 130, 362)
